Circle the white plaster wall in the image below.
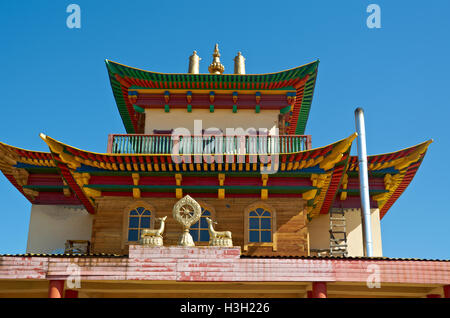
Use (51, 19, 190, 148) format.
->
(144, 108, 279, 134)
(308, 208, 383, 257)
(26, 205, 93, 254)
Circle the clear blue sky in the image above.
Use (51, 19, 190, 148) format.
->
(0, 1, 448, 259)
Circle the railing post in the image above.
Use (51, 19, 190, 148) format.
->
(107, 134, 114, 153)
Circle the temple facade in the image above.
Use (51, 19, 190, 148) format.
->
(0, 45, 448, 298)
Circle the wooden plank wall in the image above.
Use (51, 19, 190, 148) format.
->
(91, 197, 308, 257)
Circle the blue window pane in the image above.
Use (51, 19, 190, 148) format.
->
(260, 218, 271, 230)
(129, 217, 139, 228)
(249, 218, 259, 229)
(190, 230, 198, 241)
(140, 217, 151, 228)
(128, 229, 139, 241)
(130, 209, 138, 216)
(249, 211, 258, 216)
(262, 211, 271, 217)
(249, 230, 259, 242)
(142, 210, 151, 216)
(261, 231, 271, 242)
(191, 221, 199, 229)
(200, 230, 210, 242)
(136, 207, 145, 214)
(200, 217, 208, 228)
(202, 209, 211, 216)
(255, 208, 265, 215)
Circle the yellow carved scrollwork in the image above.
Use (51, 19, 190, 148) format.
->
(319, 133, 357, 171)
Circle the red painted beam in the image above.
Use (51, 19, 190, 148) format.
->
(33, 192, 81, 205)
(27, 174, 65, 186)
(135, 93, 291, 110)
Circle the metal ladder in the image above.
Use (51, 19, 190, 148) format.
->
(329, 208, 348, 257)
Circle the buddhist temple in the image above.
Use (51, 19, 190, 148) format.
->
(0, 45, 448, 299)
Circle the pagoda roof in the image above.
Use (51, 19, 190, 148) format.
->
(0, 141, 81, 205)
(0, 134, 431, 219)
(39, 133, 354, 217)
(337, 140, 432, 219)
(105, 59, 319, 135)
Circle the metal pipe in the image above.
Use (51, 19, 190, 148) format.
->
(354, 107, 374, 257)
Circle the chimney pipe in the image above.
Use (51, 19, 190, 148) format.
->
(355, 107, 374, 257)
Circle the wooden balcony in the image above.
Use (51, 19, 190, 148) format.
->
(107, 134, 312, 155)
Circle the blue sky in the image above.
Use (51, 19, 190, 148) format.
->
(0, 1, 448, 259)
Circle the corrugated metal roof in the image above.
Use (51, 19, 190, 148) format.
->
(240, 255, 450, 262)
(1, 253, 448, 262)
(0, 253, 126, 258)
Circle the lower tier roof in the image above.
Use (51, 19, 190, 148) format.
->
(0, 135, 431, 219)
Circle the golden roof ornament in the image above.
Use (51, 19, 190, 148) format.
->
(208, 43, 225, 75)
(188, 50, 201, 74)
(233, 51, 246, 75)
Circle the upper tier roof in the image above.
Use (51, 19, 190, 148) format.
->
(105, 59, 319, 134)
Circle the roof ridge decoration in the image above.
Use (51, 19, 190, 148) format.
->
(105, 58, 319, 134)
(208, 44, 225, 75)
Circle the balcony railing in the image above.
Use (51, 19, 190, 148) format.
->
(107, 134, 312, 155)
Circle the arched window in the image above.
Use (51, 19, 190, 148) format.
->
(190, 206, 212, 242)
(244, 202, 277, 251)
(248, 207, 272, 243)
(127, 206, 152, 242)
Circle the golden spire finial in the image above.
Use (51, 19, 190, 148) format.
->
(208, 43, 225, 75)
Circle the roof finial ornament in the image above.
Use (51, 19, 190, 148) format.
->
(208, 43, 225, 75)
(233, 51, 246, 75)
(188, 50, 201, 74)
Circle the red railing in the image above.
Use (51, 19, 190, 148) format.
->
(107, 134, 312, 154)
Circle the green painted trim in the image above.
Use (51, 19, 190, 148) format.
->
(255, 105, 260, 113)
(133, 104, 145, 113)
(209, 105, 214, 113)
(280, 105, 291, 114)
(232, 105, 237, 113)
(338, 189, 389, 195)
(187, 104, 192, 112)
(164, 104, 170, 112)
(85, 171, 325, 178)
(22, 168, 59, 174)
(294, 68, 318, 135)
(22, 185, 69, 192)
(84, 184, 317, 192)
